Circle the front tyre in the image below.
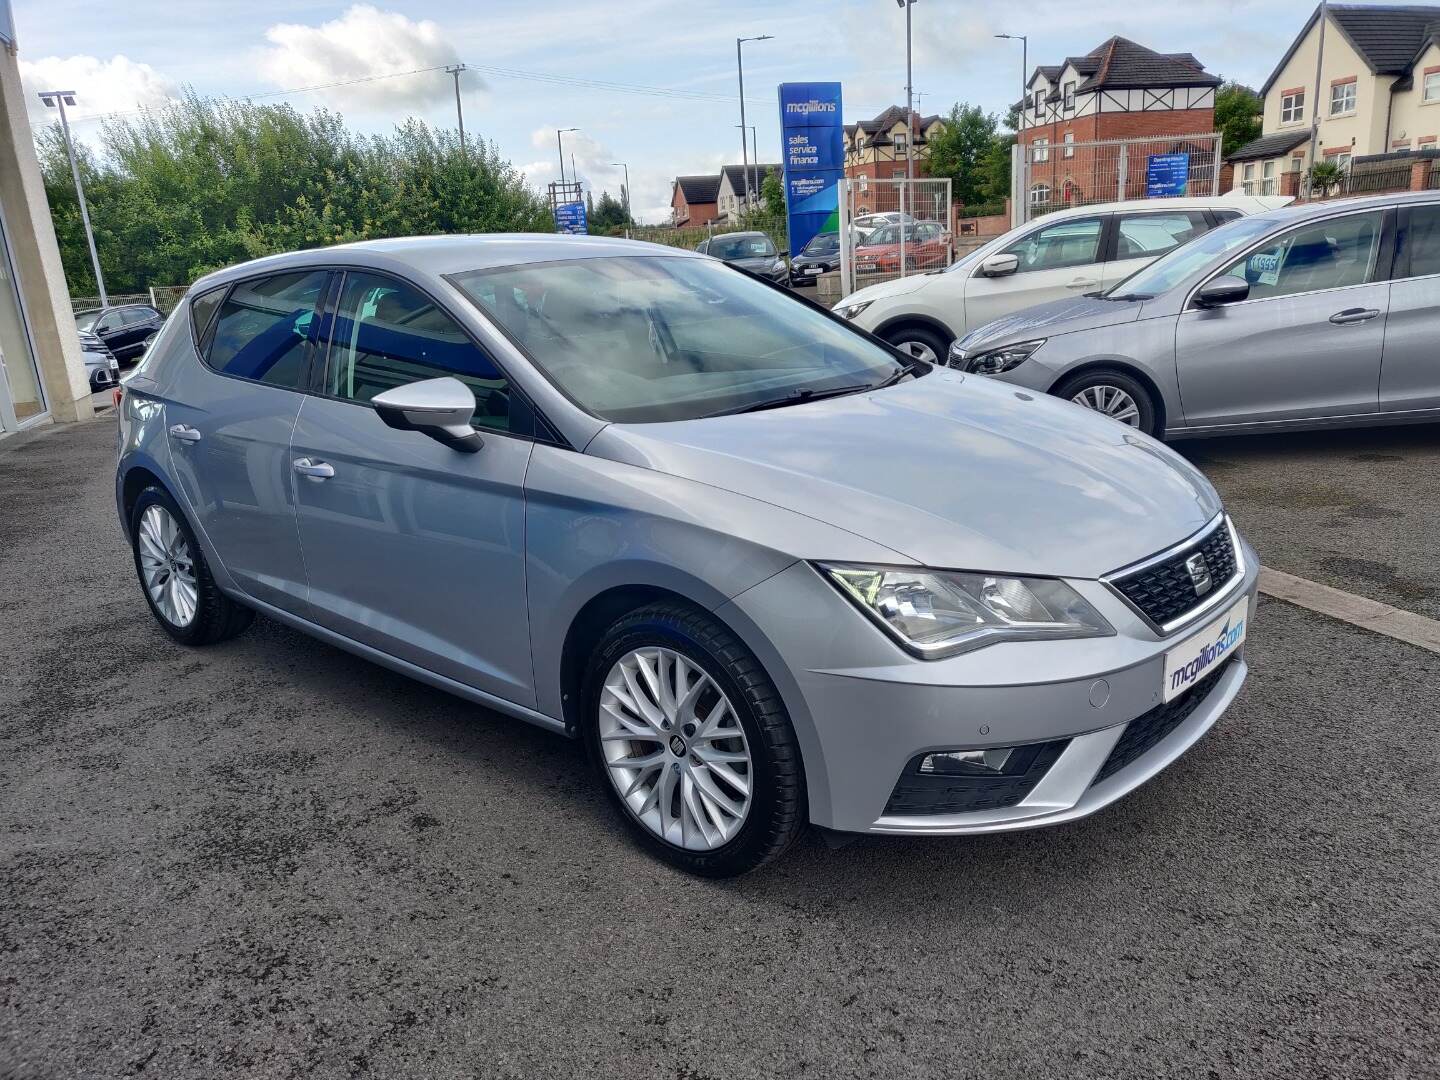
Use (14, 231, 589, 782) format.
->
(1054, 369, 1158, 437)
(881, 324, 950, 366)
(129, 485, 253, 646)
(582, 602, 806, 877)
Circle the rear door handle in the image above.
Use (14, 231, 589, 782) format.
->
(292, 457, 335, 480)
(1329, 307, 1380, 325)
(167, 424, 201, 443)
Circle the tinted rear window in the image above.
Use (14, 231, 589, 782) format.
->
(204, 271, 329, 389)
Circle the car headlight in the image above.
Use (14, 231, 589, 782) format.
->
(818, 563, 1113, 658)
(958, 339, 1044, 375)
(835, 300, 872, 321)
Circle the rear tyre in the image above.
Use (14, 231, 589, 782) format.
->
(881, 324, 950, 366)
(129, 485, 253, 646)
(1053, 369, 1158, 437)
(582, 602, 807, 877)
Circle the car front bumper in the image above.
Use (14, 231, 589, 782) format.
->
(718, 537, 1259, 835)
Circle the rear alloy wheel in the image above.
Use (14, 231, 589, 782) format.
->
(129, 486, 254, 646)
(882, 324, 950, 366)
(1054, 370, 1158, 437)
(583, 602, 806, 877)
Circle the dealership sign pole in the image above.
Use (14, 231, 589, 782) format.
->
(777, 82, 844, 262)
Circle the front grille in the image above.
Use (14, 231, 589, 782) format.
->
(884, 739, 1068, 816)
(1092, 656, 1235, 785)
(1110, 521, 1237, 629)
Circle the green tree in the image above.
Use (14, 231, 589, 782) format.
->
(1215, 81, 1264, 157)
(926, 104, 1003, 207)
(35, 91, 553, 295)
(589, 190, 630, 234)
(761, 167, 785, 217)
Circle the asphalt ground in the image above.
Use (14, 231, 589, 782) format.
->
(2, 416, 1438, 1079)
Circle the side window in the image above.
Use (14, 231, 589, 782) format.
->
(122, 307, 152, 326)
(1216, 210, 1384, 301)
(1211, 209, 1243, 224)
(189, 287, 226, 350)
(1400, 203, 1440, 279)
(1000, 216, 1104, 273)
(1114, 212, 1210, 260)
(326, 272, 512, 433)
(205, 270, 329, 389)
(96, 311, 122, 333)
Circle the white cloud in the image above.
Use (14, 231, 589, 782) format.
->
(257, 5, 467, 111)
(19, 54, 178, 128)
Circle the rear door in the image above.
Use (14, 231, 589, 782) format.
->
(162, 270, 329, 611)
(1174, 207, 1392, 428)
(1100, 209, 1213, 290)
(963, 214, 1107, 330)
(289, 269, 538, 708)
(1379, 200, 1440, 413)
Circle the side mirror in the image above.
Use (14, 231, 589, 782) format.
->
(980, 253, 1019, 278)
(1194, 275, 1250, 308)
(372, 377, 483, 453)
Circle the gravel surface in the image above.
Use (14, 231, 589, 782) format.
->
(2, 417, 1438, 1079)
(1176, 424, 1440, 621)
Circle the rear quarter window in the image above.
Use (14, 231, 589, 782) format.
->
(203, 271, 330, 390)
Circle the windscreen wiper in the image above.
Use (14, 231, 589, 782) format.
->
(708, 382, 878, 417)
(1101, 292, 1154, 302)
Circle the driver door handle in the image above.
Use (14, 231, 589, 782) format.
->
(1330, 307, 1379, 325)
(167, 424, 202, 443)
(293, 458, 335, 480)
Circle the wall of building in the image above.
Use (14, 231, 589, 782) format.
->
(1389, 43, 1440, 150)
(1262, 17, 1394, 158)
(0, 43, 93, 426)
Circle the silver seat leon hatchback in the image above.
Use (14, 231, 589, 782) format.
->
(116, 234, 1257, 876)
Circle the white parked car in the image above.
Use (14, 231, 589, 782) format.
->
(835, 195, 1292, 362)
(850, 211, 914, 244)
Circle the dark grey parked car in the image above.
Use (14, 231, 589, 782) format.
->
(75, 304, 165, 363)
(696, 231, 788, 282)
(950, 192, 1440, 439)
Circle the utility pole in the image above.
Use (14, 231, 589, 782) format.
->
(898, 0, 916, 180)
(445, 64, 468, 154)
(736, 35, 773, 212)
(38, 90, 106, 306)
(557, 127, 579, 187)
(995, 33, 1028, 220)
(1306, 0, 1329, 182)
(610, 162, 632, 238)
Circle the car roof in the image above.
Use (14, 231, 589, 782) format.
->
(190, 233, 706, 293)
(1038, 194, 1291, 219)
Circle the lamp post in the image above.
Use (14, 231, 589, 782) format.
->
(995, 32, 1028, 221)
(734, 124, 760, 204)
(38, 90, 106, 305)
(897, 0, 916, 180)
(609, 162, 632, 238)
(736, 35, 773, 211)
(445, 64, 468, 154)
(556, 127, 579, 187)
(994, 32, 1028, 136)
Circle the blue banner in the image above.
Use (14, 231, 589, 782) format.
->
(778, 82, 844, 259)
(555, 201, 588, 234)
(1146, 153, 1190, 198)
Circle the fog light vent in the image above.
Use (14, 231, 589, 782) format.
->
(918, 748, 1016, 776)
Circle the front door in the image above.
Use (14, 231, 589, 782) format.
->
(289, 270, 536, 709)
(964, 214, 1106, 330)
(1100, 209, 1212, 291)
(1174, 208, 1390, 429)
(162, 270, 329, 611)
(1380, 201, 1440, 413)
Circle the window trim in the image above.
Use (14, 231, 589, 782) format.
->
(1105, 209, 1211, 264)
(187, 284, 229, 355)
(1063, 81, 1076, 110)
(1280, 89, 1305, 125)
(1184, 206, 1397, 312)
(1423, 70, 1440, 104)
(1328, 79, 1356, 116)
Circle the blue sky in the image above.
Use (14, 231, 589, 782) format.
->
(13, 0, 1331, 223)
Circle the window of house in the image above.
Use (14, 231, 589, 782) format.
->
(1290, 154, 1305, 173)
(1330, 80, 1356, 115)
(1032, 137, 1049, 163)
(1262, 160, 1278, 195)
(894, 133, 907, 151)
(1216, 210, 1384, 301)
(1063, 81, 1076, 110)
(205, 270, 330, 389)
(1424, 71, 1440, 103)
(1242, 162, 1257, 194)
(1032, 90, 1044, 110)
(1029, 183, 1052, 207)
(1281, 90, 1305, 124)
(1063, 132, 1075, 158)
(327, 271, 512, 433)
(1336, 152, 1352, 169)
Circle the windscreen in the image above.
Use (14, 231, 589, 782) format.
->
(451, 255, 903, 423)
(705, 235, 776, 260)
(1107, 214, 1278, 298)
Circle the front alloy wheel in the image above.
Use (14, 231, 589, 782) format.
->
(599, 647, 752, 850)
(1071, 384, 1141, 427)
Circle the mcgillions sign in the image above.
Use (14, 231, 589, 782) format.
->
(777, 82, 844, 260)
(1170, 615, 1246, 693)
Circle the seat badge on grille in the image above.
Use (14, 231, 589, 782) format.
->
(1185, 552, 1213, 597)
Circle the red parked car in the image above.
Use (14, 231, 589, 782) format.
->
(854, 221, 952, 274)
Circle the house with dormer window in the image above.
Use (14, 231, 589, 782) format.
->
(843, 106, 946, 180)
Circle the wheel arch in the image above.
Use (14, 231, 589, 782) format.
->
(871, 313, 956, 349)
(1049, 359, 1169, 436)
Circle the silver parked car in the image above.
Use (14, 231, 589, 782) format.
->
(949, 192, 1440, 438)
(116, 235, 1257, 876)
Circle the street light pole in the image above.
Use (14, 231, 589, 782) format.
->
(609, 162, 632, 238)
(445, 64, 468, 154)
(736, 35, 773, 213)
(39, 90, 106, 306)
(556, 127, 579, 187)
(897, 0, 916, 181)
(995, 33, 1028, 221)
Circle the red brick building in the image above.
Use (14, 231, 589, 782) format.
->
(843, 106, 946, 181)
(1018, 37, 1221, 211)
(669, 175, 720, 227)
